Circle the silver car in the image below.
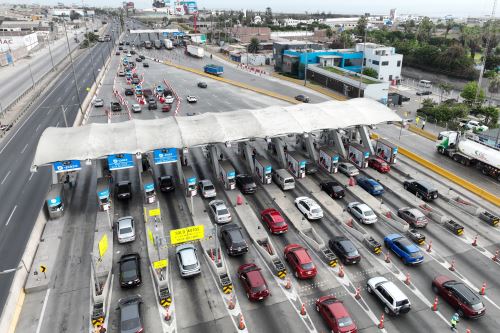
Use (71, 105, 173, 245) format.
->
(397, 207, 429, 228)
(94, 98, 104, 107)
(338, 162, 360, 177)
(118, 295, 143, 333)
(116, 216, 135, 243)
(176, 244, 201, 277)
(132, 104, 141, 113)
(209, 199, 232, 224)
(347, 202, 378, 224)
(198, 179, 216, 198)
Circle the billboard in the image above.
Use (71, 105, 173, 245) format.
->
(153, 148, 178, 164)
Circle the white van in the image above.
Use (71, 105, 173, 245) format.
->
(418, 80, 432, 88)
(272, 169, 295, 191)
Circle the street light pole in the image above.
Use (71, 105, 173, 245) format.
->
(63, 20, 84, 116)
(358, 18, 367, 98)
(47, 34, 55, 71)
(28, 63, 35, 87)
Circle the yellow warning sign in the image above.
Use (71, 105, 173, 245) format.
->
(153, 259, 168, 269)
(147, 228, 154, 245)
(149, 208, 161, 217)
(170, 225, 205, 245)
(98, 234, 108, 257)
(40, 265, 47, 273)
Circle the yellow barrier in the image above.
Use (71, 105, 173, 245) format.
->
(408, 124, 438, 141)
(398, 146, 500, 206)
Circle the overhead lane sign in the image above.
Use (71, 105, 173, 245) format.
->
(108, 154, 134, 170)
(153, 148, 178, 165)
(52, 160, 81, 173)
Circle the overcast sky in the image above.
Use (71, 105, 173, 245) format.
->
(2, 0, 497, 17)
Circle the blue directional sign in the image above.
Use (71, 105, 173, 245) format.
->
(97, 189, 110, 199)
(144, 183, 155, 192)
(227, 171, 236, 178)
(333, 155, 339, 162)
(187, 177, 197, 186)
(52, 160, 81, 173)
(108, 154, 134, 171)
(47, 196, 61, 207)
(153, 148, 178, 165)
(265, 165, 272, 173)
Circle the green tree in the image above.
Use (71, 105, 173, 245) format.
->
(325, 27, 333, 40)
(362, 67, 378, 78)
(461, 26, 482, 60)
(340, 30, 353, 48)
(488, 72, 500, 94)
(438, 82, 454, 102)
(476, 106, 499, 126)
(264, 7, 273, 25)
(356, 16, 368, 36)
(444, 18, 455, 39)
(416, 17, 434, 42)
(69, 10, 81, 21)
(248, 37, 260, 53)
(460, 81, 486, 106)
(401, 20, 416, 34)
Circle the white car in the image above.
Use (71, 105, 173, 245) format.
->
(347, 202, 378, 224)
(93, 98, 104, 107)
(126, 52, 132, 57)
(198, 180, 216, 198)
(338, 162, 359, 177)
(295, 196, 323, 220)
(116, 216, 135, 243)
(186, 95, 198, 103)
(464, 120, 488, 132)
(209, 199, 232, 224)
(164, 95, 174, 104)
(132, 104, 141, 113)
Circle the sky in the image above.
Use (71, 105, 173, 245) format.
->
(2, 0, 497, 17)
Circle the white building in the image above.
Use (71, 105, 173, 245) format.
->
(356, 43, 403, 83)
(0, 31, 38, 52)
(49, 8, 95, 17)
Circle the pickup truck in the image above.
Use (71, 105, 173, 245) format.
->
(458, 119, 489, 132)
(204, 64, 223, 76)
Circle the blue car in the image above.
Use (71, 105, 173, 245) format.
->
(356, 176, 384, 196)
(156, 85, 164, 94)
(384, 234, 424, 265)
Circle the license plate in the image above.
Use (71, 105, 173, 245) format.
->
(259, 297, 263, 300)
(352, 261, 357, 264)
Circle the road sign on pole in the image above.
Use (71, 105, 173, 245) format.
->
(98, 234, 108, 257)
(170, 225, 205, 245)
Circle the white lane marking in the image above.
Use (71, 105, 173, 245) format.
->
(21, 144, 29, 154)
(1, 170, 11, 185)
(5, 205, 17, 226)
(28, 173, 34, 182)
(35, 124, 41, 132)
(56, 122, 60, 128)
(35, 288, 51, 333)
(71, 95, 76, 101)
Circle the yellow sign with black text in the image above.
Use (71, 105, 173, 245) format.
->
(153, 259, 168, 269)
(170, 225, 205, 245)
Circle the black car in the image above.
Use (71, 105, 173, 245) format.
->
(304, 160, 318, 174)
(131, 78, 140, 85)
(403, 179, 438, 201)
(124, 88, 134, 96)
(119, 42, 124, 46)
(143, 62, 149, 68)
(111, 102, 122, 112)
(197, 82, 208, 88)
(220, 224, 248, 256)
(295, 94, 310, 103)
(139, 55, 145, 60)
(118, 295, 144, 333)
(329, 236, 361, 264)
(235, 174, 257, 194)
(116, 181, 132, 200)
(130, 50, 136, 55)
(159, 176, 175, 192)
(125, 41, 130, 45)
(148, 100, 157, 110)
(416, 90, 432, 96)
(319, 181, 345, 199)
(119, 253, 142, 288)
(163, 89, 173, 97)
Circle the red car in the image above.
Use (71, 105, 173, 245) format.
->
(368, 157, 390, 173)
(162, 104, 171, 112)
(432, 275, 485, 318)
(316, 296, 358, 333)
(261, 208, 288, 234)
(284, 244, 317, 279)
(237, 263, 270, 301)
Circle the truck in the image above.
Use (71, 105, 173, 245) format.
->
(186, 45, 204, 58)
(154, 40, 162, 49)
(144, 41, 152, 49)
(436, 131, 500, 181)
(164, 39, 173, 50)
(204, 64, 223, 76)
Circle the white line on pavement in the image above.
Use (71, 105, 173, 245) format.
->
(56, 121, 60, 127)
(5, 205, 17, 226)
(28, 173, 34, 182)
(35, 288, 51, 333)
(35, 124, 41, 132)
(1, 170, 11, 185)
(21, 144, 29, 154)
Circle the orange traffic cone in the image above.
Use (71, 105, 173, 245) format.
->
(348, 177, 356, 186)
(449, 258, 456, 271)
(378, 313, 384, 329)
(338, 265, 345, 278)
(300, 303, 306, 316)
(164, 307, 171, 321)
(354, 287, 361, 300)
(432, 296, 438, 311)
(238, 314, 245, 330)
(479, 282, 486, 296)
(228, 294, 235, 310)
(384, 252, 391, 263)
(493, 249, 499, 262)
(236, 195, 243, 205)
(472, 235, 478, 247)
(385, 211, 391, 218)
(465, 329, 471, 333)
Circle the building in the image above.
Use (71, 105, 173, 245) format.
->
(355, 43, 403, 83)
(273, 40, 322, 72)
(49, 8, 95, 17)
(230, 26, 271, 43)
(0, 31, 38, 52)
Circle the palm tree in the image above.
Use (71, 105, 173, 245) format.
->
(248, 37, 260, 53)
(444, 19, 455, 39)
(438, 82, 454, 102)
(488, 72, 500, 105)
(339, 30, 353, 48)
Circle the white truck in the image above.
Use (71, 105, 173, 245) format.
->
(186, 45, 204, 58)
(164, 39, 173, 50)
(437, 131, 500, 181)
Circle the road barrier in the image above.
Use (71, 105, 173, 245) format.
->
(408, 124, 438, 141)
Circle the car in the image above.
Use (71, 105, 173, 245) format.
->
(347, 202, 377, 224)
(130, 50, 136, 55)
(116, 181, 131, 199)
(126, 53, 132, 57)
(304, 160, 318, 174)
(338, 162, 359, 177)
(367, 276, 411, 315)
(295, 94, 310, 103)
(163, 89, 173, 97)
(197, 82, 207, 88)
(432, 275, 485, 318)
(164, 95, 174, 104)
(295, 196, 323, 220)
(115, 51, 121, 55)
(93, 98, 104, 107)
(111, 102, 122, 112)
(384, 233, 424, 265)
(125, 41, 130, 45)
(220, 224, 248, 256)
(124, 88, 134, 96)
(143, 62, 149, 67)
(116, 216, 135, 244)
(148, 100, 157, 110)
(118, 295, 144, 333)
(186, 95, 198, 103)
(368, 157, 390, 173)
(319, 181, 345, 199)
(118, 70, 125, 77)
(355, 176, 384, 196)
(139, 55, 145, 59)
(156, 85, 164, 95)
(284, 243, 317, 279)
(158, 175, 175, 192)
(397, 207, 428, 228)
(209, 199, 232, 224)
(135, 57, 142, 62)
(198, 179, 216, 198)
(131, 77, 140, 85)
(261, 208, 288, 234)
(235, 174, 257, 194)
(416, 90, 432, 96)
(316, 295, 358, 333)
(328, 236, 361, 265)
(161, 104, 171, 112)
(119, 253, 142, 288)
(131, 104, 141, 113)
(176, 244, 201, 277)
(403, 179, 438, 201)
(238, 263, 270, 301)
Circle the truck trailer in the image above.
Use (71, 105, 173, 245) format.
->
(186, 45, 205, 58)
(164, 39, 173, 50)
(204, 64, 224, 75)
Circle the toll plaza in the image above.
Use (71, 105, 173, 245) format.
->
(182, 165, 197, 196)
(286, 151, 307, 178)
(318, 147, 340, 173)
(96, 177, 111, 211)
(348, 143, 371, 169)
(375, 138, 398, 164)
(141, 171, 156, 204)
(254, 156, 272, 184)
(46, 183, 65, 219)
(218, 160, 236, 190)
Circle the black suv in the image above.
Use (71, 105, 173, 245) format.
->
(148, 98, 157, 110)
(220, 224, 248, 256)
(110, 102, 122, 112)
(119, 253, 142, 288)
(403, 179, 438, 201)
(124, 88, 134, 96)
(116, 181, 132, 200)
(319, 181, 345, 199)
(235, 174, 257, 194)
(328, 236, 361, 264)
(159, 176, 175, 192)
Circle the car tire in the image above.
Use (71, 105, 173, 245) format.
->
(295, 271, 299, 279)
(367, 285, 372, 294)
(384, 306, 390, 315)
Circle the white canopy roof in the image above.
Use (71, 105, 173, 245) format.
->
(32, 98, 400, 167)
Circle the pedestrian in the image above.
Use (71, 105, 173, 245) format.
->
(450, 312, 459, 331)
(421, 120, 426, 130)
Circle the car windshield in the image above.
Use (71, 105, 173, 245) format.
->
(471, 302, 484, 310)
(410, 251, 422, 258)
(204, 185, 215, 191)
(121, 305, 140, 330)
(120, 227, 133, 234)
(363, 210, 375, 216)
(396, 299, 410, 307)
(333, 186, 343, 192)
(338, 316, 354, 328)
(347, 166, 356, 171)
(311, 208, 321, 214)
(183, 263, 198, 270)
(285, 179, 294, 183)
(417, 216, 427, 221)
(218, 209, 229, 215)
(374, 185, 384, 191)
(122, 261, 137, 279)
(274, 221, 287, 227)
(301, 262, 314, 270)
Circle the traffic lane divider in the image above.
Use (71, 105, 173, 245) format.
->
(407, 124, 437, 141)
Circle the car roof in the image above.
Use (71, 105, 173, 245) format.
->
(389, 234, 420, 252)
(447, 282, 481, 303)
(297, 197, 318, 206)
(290, 246, 312, 263)
(246, 269, 266, 287)
(177, 245, 197, 265)
(380, 280, 408, 301)
(357, 203, 372, 212)
(325, 300, 349, 318)
(210, 200, 226, 209)
(404, 208, 425, 217)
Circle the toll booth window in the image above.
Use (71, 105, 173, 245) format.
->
(228, 178, 235, 184)
(50, 203, 63, 211)
(100, 197, 109, 204)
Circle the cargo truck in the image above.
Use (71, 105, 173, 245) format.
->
(204, 64, 224, 75)
(154, 40, 162, 49)
(186, 45, 204, 58)
(436, 131, 500, 181)
(164, 39, 173, 50)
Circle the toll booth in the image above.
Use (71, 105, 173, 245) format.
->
(219, 160, 236, 190)
(96, 178, 111, 211)
(286, 151, 306, 178)
(182, 166, 197, 196)
(375, 139, 398, 164)
(348, 143, 371, 169)
(318, 147, 340, 173)
(141, 171, 156, 204)
(254, 156, 272, 184)
(46, 183, 64, 219)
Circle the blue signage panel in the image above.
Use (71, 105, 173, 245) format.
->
(47, 196, 61, 207)
(265, 165, 272, 173)
(333, 155, 339, 162)
(52, 160, 81, 173)
(144, 183, 155, 192)
(153, 148, 178, 165)
(227, 171, 236, 178)
(363, 152, 370, 158)
(108, 154, 135, 170)
(393, 147, 398, 153)
(299, 160, 306, 167)
(97, 189, 110, 199)
(187, 177, 197, 185)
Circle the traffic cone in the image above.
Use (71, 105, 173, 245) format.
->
(346, 218, 353, 227)
(354, 287, 361, 300)
(472, 235, 478, 247)
(338, 265, 344, 278)
(479, 282, 486, 296)
(384, 252, 391, 263)
(238, 314, 245, 330)
(228, 294, 235, 310)
(493, 249, 499, 262)
(236, 195, 243, 205)
(378, 313, 384, 329)
(348, 177, 356, 186)
(427, 240, 433, 253)
(300, 303, 306, 316)
(432, 296, 438, 311)
(385, 211, 391, 218)
(284, 278, 292, 289)
(404, 272, 411, 285)
(449, 258, 456, 271)
(164, 307, 171, 321)
(466, 329, 471, 333)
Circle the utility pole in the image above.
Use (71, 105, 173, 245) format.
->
(63, 20, 84, 116)
(358, 14, 368, 98)
(47, 33, 55, 71)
